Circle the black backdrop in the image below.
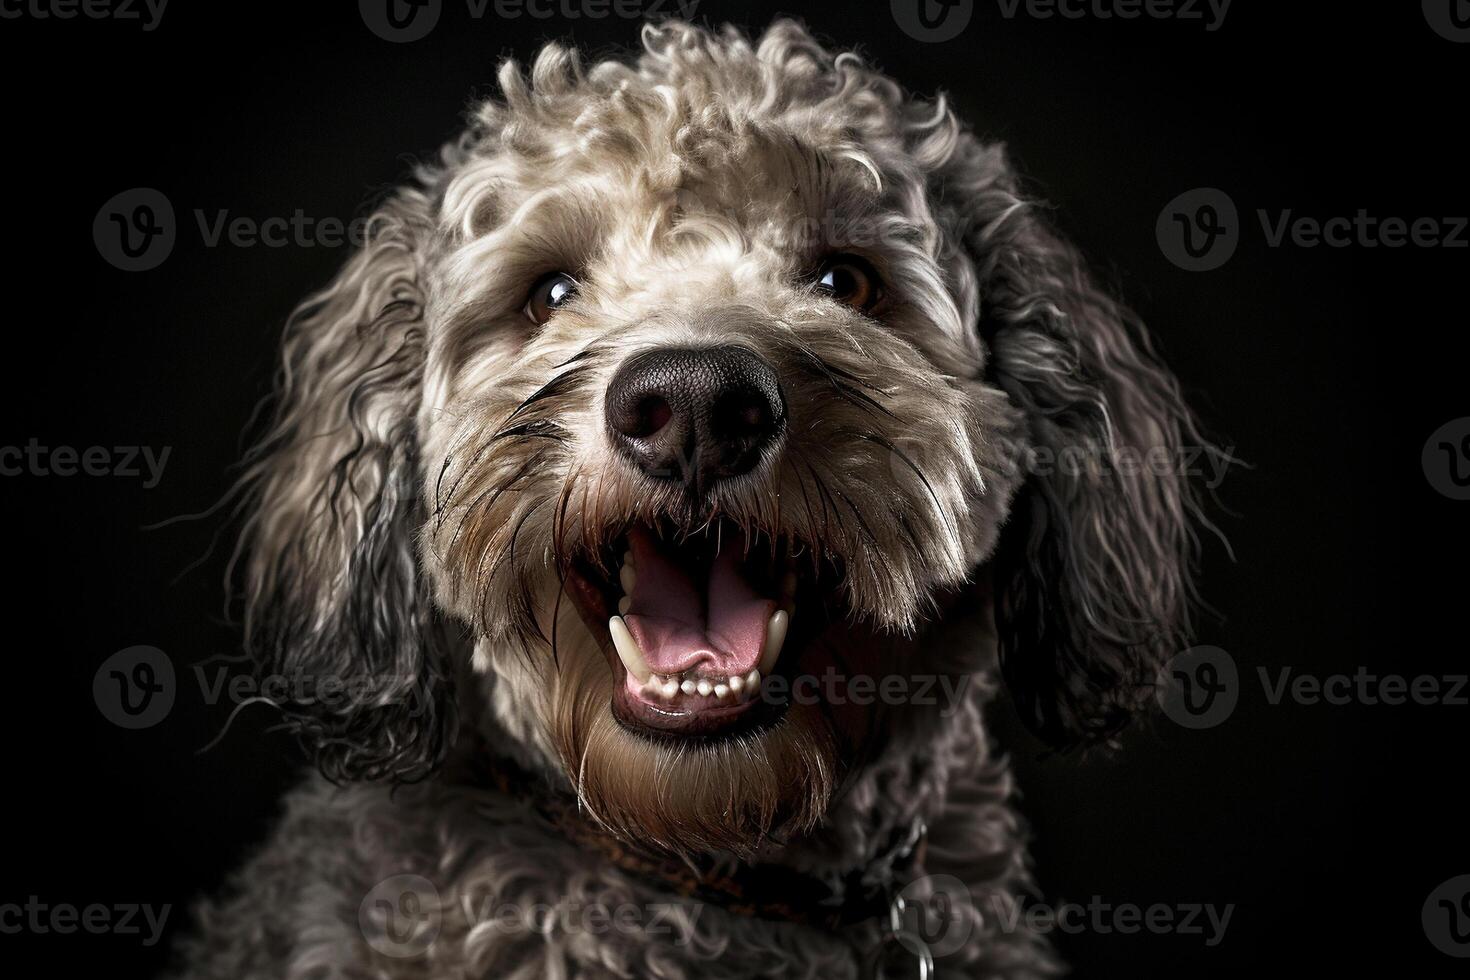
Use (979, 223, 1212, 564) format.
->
(1, 1, 1463, 976)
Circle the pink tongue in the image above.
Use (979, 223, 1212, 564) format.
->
(623, 527, 774, 678)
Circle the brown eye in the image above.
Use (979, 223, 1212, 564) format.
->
(524, 272, 579, 324)
(814, 254, 882, 313)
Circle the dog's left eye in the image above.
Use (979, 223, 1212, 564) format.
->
(524, 272, 580, 324)
(813, 254, 882, 313)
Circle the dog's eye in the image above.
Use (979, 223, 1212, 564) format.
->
(524, 272, 579, 324)
(813, 255, 882, 313)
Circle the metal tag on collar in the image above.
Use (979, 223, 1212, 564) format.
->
(865, 893, 935, 980)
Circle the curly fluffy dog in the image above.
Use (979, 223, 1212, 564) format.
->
(173, 20, 1208, 979)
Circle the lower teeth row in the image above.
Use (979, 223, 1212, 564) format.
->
(642, 669, 763, 702)
(609, 548, 793, 703)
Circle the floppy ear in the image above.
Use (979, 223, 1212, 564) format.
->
(234, 188, 455, 782)
(940, 136, 1210, 748)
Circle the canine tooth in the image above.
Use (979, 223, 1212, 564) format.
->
(759, 610, 788, 675)
(661, 678, 680, 698)
(729, 674, 744, 693)
(609, 617, 651, 684)
(619, 565, 636, 594)
(681, 679, 697, 696)
(696, 679, 713, 697)
(618, 596, 631, 615)
(714, 683, 730, 699)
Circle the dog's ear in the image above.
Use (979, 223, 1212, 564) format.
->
(940, 136, 1208, 748)
(234, 189, 455, 782)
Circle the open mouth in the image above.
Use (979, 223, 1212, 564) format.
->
(565, 517, 826, 738)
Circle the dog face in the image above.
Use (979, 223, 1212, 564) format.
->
(236, 22, 1204, 858)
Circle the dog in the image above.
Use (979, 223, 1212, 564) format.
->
(172, 20, 1209, 979)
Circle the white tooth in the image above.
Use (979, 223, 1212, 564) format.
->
(760, 610, 788, 675)
(661, 679, 679, 698)
(623, 550, 634, 566)
(696, 679, 713, 697)
(619, 565, 636, 594)
(714, 683, 729, 699)
(729, 674, 744, 693)
(745, 669, 761, 691)
(681, 679, 697, 696)
(617, 596, 631, 615)
(609, 617, 651, 684)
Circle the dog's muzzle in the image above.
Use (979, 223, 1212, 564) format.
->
(604, 345, 786, 494)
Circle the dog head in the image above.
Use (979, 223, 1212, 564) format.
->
(235, 21, 1205, 858)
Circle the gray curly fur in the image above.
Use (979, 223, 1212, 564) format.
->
(172, 19, 1212, 979)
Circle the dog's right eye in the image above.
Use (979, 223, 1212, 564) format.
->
(524, 272, 579, 324)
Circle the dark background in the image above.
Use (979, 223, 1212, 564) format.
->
(0, 1, 1461, 976)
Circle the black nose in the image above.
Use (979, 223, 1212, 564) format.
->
(605, 345, 786, 491)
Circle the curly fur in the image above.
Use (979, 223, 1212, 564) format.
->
(174, 19, 1211, 979)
